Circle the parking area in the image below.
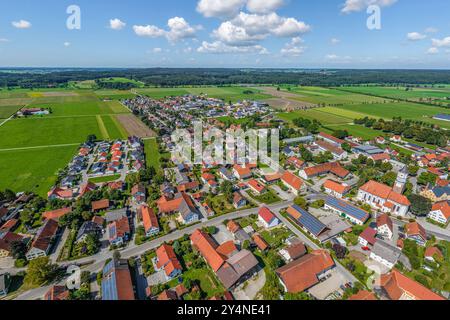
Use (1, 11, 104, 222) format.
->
(232, 268, 266, 300)
(308, 269, 348, 300)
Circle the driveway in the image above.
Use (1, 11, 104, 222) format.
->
(307, 269, 347, 300)
(271, 185, 293, 201)
(232, 268, 266, 300)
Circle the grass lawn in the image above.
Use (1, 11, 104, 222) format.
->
(0, 117, 102, 149)
(0, 145, 78, 196)
(209, 194, 236, 215)
(277, 109, 352, 125)
(339, 86, 450, 100)
(182, 267, 225, 299)
(248, 188, 281, 204)
(29, 100, 125, 117)
(144, 138, 162, 172)
(89, 174, 121, 184)
(136, 88, 191, 99)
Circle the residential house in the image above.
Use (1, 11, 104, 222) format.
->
(91, 199, 110, 213)
(276, 250, 335, 293)
(378, 269, 444, 300)
(404, 222, 427, 246)
(323, 180, 350, 199)
(219, 167, 235, 181)
(42, 207, 72, 221)
(26, 219, 59, 260)
(101, 258, 135, 300)
(390, 135, 402, 143)
(281, 172, 305, 196)
(286, 156, 305, 170)
(357, 180, 410, 217)
(233, 164, 252, 180)
(286, 205, 329, 241)
(75, 221, 101, 243)
(157, 193, 200, 225)
(258, 207, 280, 229)
(324, 196, 370, 226)
(376, 214, 394, 240)
(108, 216, 130, 246)
(279, 240, 307, 262)
(131, 184, 146, 204)
(47, 187, 73, 201)
(358, 228, 377, 247)
(0, 232, 24, 258)
(369, 242, 401, 269)
(155, 244, 183, 280)
(247, 179, 266, 195)
(315, 140, 347, 160)
(421, 185, 450, 202)
(233, 192, 247, 209)
(428, 201, 450, 225)
(141, 205, 160, 237)
(252, 234, 269, 251)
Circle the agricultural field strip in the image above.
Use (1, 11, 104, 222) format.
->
(0, 143, 81, 152)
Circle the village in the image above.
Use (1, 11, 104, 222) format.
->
(1, 93, 450, 302)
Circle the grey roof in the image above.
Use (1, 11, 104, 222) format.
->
(76, 221, 101, 241)
(105, 209, 127, 223)
(371, 241, 401, 264)
(216, 250, 259, 289)
(283, 136, 314, 145)
(234, 229, 251, 243)
(431, 185, 450, 198)
(352, 145, 384, 155)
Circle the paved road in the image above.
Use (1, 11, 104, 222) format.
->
(11, 201, 292, 300)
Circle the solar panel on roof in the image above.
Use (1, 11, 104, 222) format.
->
(291, 205, 327, 237)
(325, 196, 369, 222)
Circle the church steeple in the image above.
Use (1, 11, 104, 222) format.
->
(393, 166, 408, 194)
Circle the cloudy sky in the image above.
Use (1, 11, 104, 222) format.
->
(0, 0, 449, 68)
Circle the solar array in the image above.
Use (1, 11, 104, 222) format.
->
(325, 196, 369, 223)
(291, 205, 327, 237)
(101, 260, 119, 300)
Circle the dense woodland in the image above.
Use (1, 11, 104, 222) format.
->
(1, 68, 450, 88)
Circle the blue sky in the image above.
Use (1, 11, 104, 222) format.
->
(0, 0, 449, 68)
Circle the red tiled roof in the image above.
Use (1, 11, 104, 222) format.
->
(44, 286, 70, 301)
(216, 241, 238, 258)
(227, 220, 241, 233)
(359, 228, 377, 246)
(190, 229, 226, 272)
(323, 180, 349, 195)
(431, 201, 450, 219)
(380, 269, 444, 300)
(405, 222, 427, 240)
(247, 179, 266, 193)
(376, 214, 393, 231)
(281, 172, 304, 190)
(0, 232, 23, 253)
(233, 164, 252, 178)
(141, 205, 159, 233)
(259, 207, 276, 224)
(264, 173, 283, 182)
(348, 290, 377, 300)
(276, 250, 335, 293)
(318, 132, 345, 145)
(92, 199, 109, 211)
(252, 234, 269, 251)
(370, 153, 391, 162)
(0, 219, 19, 232)
(303, 162, 349, 179)
(156, 244, 182, 277)
(42, 207, 72, 221)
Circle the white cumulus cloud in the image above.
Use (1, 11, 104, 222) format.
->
(281, 37, 306, 56)
(197, 40, 268, 54)
(330, 38, 341, 45)
(432, 37, 450, 48)
(110, 18, 126, 30)
(133, 17, 198, 43)
(246, 0, 285, 14)
(341, 0, 397, 14)
(197, 0, 246, 18)
(407, 32, 426, 41)
(12, 20, 32, 29)
(427, 47, 439, 55)
(213, 12, 310, 46)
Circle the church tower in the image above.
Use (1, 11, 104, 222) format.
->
(393, 166, 408, 194)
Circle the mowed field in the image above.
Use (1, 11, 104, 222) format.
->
(0, 89, 131, 195)
(136, 86, 271, 102)
(339, 86, 450, 100)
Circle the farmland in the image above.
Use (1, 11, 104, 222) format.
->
(339, 86, 450, 101)
(0, 89, 132, 195)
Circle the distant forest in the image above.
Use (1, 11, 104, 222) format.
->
(1, 68, 450, 88)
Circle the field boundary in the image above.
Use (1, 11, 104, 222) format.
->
(96, 115, 110, 140)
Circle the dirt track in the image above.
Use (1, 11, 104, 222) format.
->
(116, 114, 156, 138)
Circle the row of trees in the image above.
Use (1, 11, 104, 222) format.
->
(354, 117, 449, 147)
